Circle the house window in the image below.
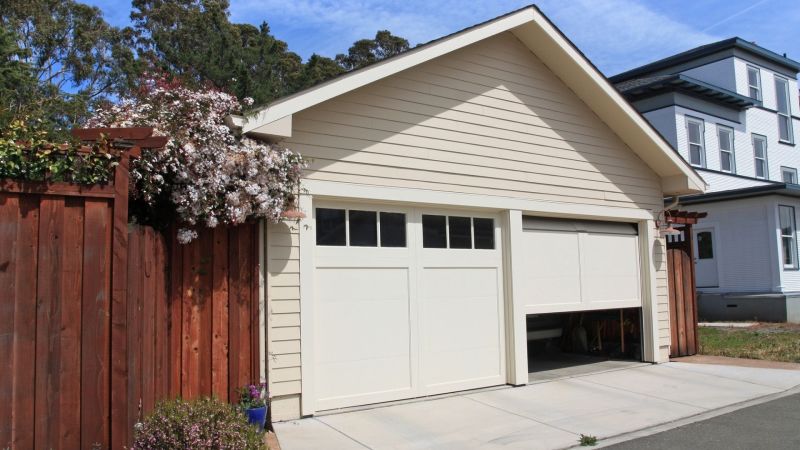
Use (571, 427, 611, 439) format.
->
(316, 207, 407, 247)
(717, 125, 735, 173)
(686, 117, 705, 167)
(779, 205, 798, 269)
(752, 134, 768, 179)
(746, 65, 761, 100)
(422, 215, 495, 249)
(775, 76, 794, 143)
(782, 167, 798, 184)
(696, 231, 714, 259)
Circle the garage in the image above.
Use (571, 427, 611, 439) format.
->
(311, 203, 506, 411)
(521, 217, 645, 377)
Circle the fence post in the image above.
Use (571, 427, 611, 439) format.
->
(110, 150, 132, 449)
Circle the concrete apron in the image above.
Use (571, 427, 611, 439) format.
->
(273, 362, 800, 450)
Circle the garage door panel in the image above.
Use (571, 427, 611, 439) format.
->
(580, 234, 641, 304)
(312, 204, 505, 410)
(420, 267, 503, 391)
(315, 267, 413, 405)
(523, 231, 582, 307)
(522, 218, 643, 314)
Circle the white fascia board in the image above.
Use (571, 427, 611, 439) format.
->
(241, 8, 537, 133)
(511, 15, 707, 196)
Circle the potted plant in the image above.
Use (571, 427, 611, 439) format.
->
(238, 382, 269, 432)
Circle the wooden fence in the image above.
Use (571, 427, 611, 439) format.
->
(666, 222, 700, 357)
(126, 223, 261, 436)
(1, 128, 263, 449)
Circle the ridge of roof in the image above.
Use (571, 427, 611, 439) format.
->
(610, 37, 800, 83)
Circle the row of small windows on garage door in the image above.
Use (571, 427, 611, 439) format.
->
(315, 207, 495, 249)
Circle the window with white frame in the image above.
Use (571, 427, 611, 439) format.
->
(717, 125, 735, 173)
(779, 205, 798, 269)
(686, 117, 706, 167)
(782, 167, 798, 184)
(775, 76, 794, 143)
(746, 65, 762, 100)
(753, 134, 768, 179)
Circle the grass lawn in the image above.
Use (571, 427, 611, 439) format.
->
(698, 323, 800, 363)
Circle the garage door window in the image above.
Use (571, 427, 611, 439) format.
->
(349, 210, 377, 246)
(422, 214, 494, 249)
(473, 218, 495, 249)
(316, 207, 407, 247)
(448, 216, 472, 248)
(316, 208, 346, 246)
(380, 212, 407, 247)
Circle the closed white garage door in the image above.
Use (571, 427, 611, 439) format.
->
(521, 217, 642, 314)
(312, 202, 505, 411)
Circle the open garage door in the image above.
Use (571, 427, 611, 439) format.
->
(312, 203, 505, 411)
(521, 217, 642, 314)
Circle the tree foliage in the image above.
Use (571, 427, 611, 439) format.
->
(335, 30, 410, 71)
(130, 0, 328, 105)
(0, 25, 37, 128)
(0, 0, 137, 132)
(0, 0, 410, 130)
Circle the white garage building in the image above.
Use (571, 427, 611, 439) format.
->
(237, 6, 706, 420)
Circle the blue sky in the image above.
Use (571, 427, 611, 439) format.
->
(87, 0, 800, 76)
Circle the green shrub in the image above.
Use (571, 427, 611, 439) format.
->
(579, 434, 598, 446)
(132, 397, 265, 450)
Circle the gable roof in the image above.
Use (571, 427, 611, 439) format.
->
(239, 5, 706, 195)
(610, 37, 800, 83)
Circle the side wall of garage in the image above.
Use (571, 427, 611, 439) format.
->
(265, 31, 674, 420)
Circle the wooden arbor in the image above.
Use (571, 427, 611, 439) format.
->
(664, 210, 707, 357)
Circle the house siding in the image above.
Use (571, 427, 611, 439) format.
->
(285, 32, 664, 212)
(268, 31, 674, 419)
(266, 220, 302, 420)
(691, 196, 777, 294)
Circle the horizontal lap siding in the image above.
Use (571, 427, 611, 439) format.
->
(285, 32, 663, 211)
(653, 237, 672, 354)
(267, 221, 302, 419)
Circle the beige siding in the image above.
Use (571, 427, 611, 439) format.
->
(653, 237, 672, 359)
(266, 220, 302, 419)
(285, 32, 663, 211)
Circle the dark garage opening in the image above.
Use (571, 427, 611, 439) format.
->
(527, 308, 643, 382)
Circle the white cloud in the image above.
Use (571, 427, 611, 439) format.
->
(536, 0, 720, 74)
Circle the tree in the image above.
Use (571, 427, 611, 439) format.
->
(293, 53, 345, 91)
(0, 0, 136, 131)
(0, 25, 37, 128)
(335, 30, 410, 71)
(130, 0, 310, 105)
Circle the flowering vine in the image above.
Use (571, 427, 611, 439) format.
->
(88, 75, 304, 243)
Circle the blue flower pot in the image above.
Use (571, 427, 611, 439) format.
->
(245, 405, 268, 432)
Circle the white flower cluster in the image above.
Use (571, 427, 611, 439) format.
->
(88, 77, 304, 243)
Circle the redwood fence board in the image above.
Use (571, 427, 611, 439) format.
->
(1, 130, 263, 449)
(667, 225, 700, 357)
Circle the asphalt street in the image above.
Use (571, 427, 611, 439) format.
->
(605, 393, 800, 450)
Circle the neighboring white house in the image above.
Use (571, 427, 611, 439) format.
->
(238, 6, 704, 420)
(612, 38, 800, 323)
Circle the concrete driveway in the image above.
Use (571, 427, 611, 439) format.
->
(274, 362, 800, 449)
